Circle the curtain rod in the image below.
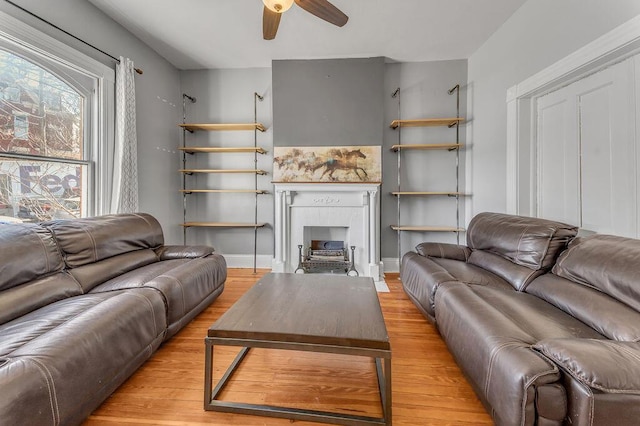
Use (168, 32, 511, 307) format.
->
(4, 0, 143, 75)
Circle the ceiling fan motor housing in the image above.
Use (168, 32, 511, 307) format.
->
(263, 0, 294, 13)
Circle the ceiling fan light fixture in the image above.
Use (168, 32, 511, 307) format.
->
(262, 0, 294, 13)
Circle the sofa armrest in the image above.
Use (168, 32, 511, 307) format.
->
(534, 338, 640, 393)
(415, 242, 471, 261)
(155, 245, 215, 260)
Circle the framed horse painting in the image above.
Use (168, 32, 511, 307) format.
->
(273, 145, 382, 183)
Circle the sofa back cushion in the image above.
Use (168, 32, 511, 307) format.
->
(0, 272, 82, 325)
(0, 223, 83, 324)
(466, 213, 577, 290)
(44, 213, 164, 268)
(527, 273, 640, 341)
(467, 250, 546, 291)
(552, 234, 640, 313)
(0, 223, 64, 291)
(69, 250, 159, 293)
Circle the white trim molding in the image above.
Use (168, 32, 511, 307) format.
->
(506, 14, 640, 214)
(223, 255, 273, 269)
(382, 257, 400, 273)
(272, 182, 383, 281)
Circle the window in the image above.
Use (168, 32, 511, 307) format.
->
(0, 11, 115, 222)
(0, 49, 87, 221)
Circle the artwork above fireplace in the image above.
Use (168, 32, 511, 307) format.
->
(273, 146, 381, 183)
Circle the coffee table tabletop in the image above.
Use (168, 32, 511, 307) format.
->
(204, 273, 392, 425)
(208, 273, 389, 350)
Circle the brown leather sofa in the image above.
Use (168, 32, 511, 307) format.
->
(401, 212, 640, 426)
(0, 213, 226, 425)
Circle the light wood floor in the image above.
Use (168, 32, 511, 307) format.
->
(84, 269, 492, 425)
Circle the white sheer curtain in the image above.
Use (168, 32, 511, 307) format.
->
(111, 56, 139, 213)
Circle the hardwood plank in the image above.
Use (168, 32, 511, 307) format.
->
(83, 269, 492, 425)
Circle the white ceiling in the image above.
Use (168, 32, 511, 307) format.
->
(88, 0, 527, 70)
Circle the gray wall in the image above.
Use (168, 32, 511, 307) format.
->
(179, 68, 273, 258)
(467, 0, 640, 217)
(0, 0, 184, 243)
(271, 57, 468, 260)
(273, 57, 385, 146)
(382, 60, 468, 259)
(272, 57, 467, 261)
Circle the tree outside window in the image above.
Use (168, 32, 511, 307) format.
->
(0, 49, 87, 222)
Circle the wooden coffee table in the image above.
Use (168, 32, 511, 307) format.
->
(204, 273, 392, 425)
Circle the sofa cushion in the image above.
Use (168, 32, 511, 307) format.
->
(90, 254, 227, 338)
(401, 252, 513, 322)
(68, 249, 159, 293)
(0, 272, 81, 325)
(429, 257, 514, 289)
(0, 288, 167, 425)
(467, 250, 546, 291)
(400, 252, 458, 321)
(44, 213, 164, 268)
(552, 234, 640, 312)
(466, 212, 577, 271)
(0, 223, 64, 291)
(526, 274, 640, 342)
(155, 245, 215, 260)
(435, 284, 603, 426)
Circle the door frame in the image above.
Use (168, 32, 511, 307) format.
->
(506, 14, 640, 216)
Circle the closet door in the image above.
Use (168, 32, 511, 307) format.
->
(577, 60, 636, 236)
(535, 55, 638, 237)
(536, 85, 579, 226)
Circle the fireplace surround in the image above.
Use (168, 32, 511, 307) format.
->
(272, 182, 383, 282)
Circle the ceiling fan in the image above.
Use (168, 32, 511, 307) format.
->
(262, 0, 349, 40)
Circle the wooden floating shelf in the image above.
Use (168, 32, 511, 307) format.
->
(179, 123, 266, 132)
(181, 189, 268, 194)
(391, 143, 462, 152)
(179, 147, 267, 154)
(391, 191, 467, 196)
(391, 225, 465, 232)
(390, 117, 464, 129)
(180, 169, 267, 175)
(182, 222, 266, 228)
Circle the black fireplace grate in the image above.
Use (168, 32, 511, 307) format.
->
(295, 240, 358, 276)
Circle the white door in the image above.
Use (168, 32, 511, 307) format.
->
(535, 55, 638, 237)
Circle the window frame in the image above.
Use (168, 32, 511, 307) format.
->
(0, 10, 115, 217)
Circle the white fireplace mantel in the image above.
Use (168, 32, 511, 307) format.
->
(272, 182, 383, 281)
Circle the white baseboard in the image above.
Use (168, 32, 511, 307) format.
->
(382, 257, 400, 273)
(221, 254, 273, 269)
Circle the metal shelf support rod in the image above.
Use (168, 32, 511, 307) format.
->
(182, 93, 196, 245)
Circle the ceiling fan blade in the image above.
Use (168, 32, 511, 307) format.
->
(263, 6, 282, 40)
(294, 0, 348, 27)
